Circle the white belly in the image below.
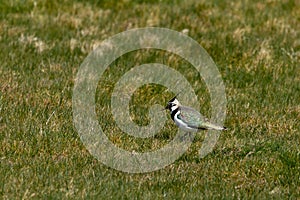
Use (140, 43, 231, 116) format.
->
(174, 113, 198, 132)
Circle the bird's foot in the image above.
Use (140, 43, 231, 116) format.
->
(179, 132, 194, 143)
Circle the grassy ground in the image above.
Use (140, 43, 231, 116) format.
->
(1, 0, 299, 199)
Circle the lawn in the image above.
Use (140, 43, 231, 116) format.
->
(0, 0, 299, 199)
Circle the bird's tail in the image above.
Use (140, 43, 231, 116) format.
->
(202, 122, 227, 131)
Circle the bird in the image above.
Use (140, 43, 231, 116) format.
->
(165, 95, 227, 132)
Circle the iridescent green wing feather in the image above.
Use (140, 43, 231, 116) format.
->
(178, 106, 208, 129)
(178, 106, 226, 130)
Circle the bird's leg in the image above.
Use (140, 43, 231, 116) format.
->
(179, 132, 193, 142)
(186, 132, 194, 142)
(178, 132, 187, 142)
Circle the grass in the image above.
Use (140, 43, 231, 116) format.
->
(1, 0, 299, 199)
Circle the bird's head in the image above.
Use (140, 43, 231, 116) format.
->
(165, 95, 180, 112)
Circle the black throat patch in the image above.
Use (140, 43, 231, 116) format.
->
(170, 107, 179, 121)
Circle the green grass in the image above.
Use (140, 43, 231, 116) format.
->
(1, 0, 299, 199)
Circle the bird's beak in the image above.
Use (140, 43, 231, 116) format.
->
(160, 105, 169, 112)
(165, 103, 170, 110)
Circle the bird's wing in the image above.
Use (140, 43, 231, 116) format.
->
(179, 106, 226, 131)
(178, 106, 208, 130)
